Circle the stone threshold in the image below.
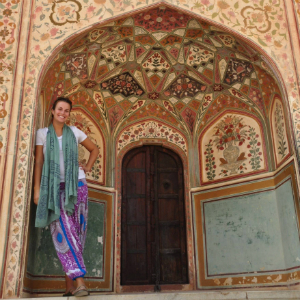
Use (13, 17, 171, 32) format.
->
(22, 290, 300, 300)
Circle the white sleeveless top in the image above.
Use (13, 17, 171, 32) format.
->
(36, 126, 87, 182)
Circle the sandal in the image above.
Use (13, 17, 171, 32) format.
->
(72, 285, 89, 297)
(63, 289, 74, 297)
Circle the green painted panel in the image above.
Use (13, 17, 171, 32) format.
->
(27, 201, 105, 277)
(204, 187, 285, 275)
(277, 180, 300, 269)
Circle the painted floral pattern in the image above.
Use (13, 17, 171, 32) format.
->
(271, 98, 289, 166)
(164, 74, 207, 99)
(200, 113, 266, 183)
(117, 121, 187, 154)
(65, 53, 88, 79)
(50, 0, 82, 25)
(101, 72, 144, 97)
(134, 7, 191, 32)
(213, 115, 248, 150)
(187, 45, 214, 67)
(142, 52, 171, 72)
(102, 44, 127, 63)
(274, 102, 287, 158)
(224, 59, 254, 85)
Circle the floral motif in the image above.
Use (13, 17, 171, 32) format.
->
(182, 107, 196, 133)
(135, 35, 156, 45)
(224, 59, 254, 85)
(148, 92, 159, 100)
(186, 29, 204, 39)
(241, 6, 271, 33)
(204, 140, 216, 181)
(83, 80, 97, 89)
(117, 121, 187, 154)
(49, 0, 82, 26)
(248, 87, 264, 113)
(201, 113, 265, 183)
(109, 105, 124, 130)
(134, 6, 190, 32)
(274, 102, 287, 158)
(102, 44, 126, 63)
(160, 35, 183, 46)
(88, 29, 105, 42)
(213, 115, 248, 150)
(142, 52, 170, 72)
(187, 45, 214, 67)
(101, 72, 144, 97)
(218, 34, 235, 47)
(65, 54, 88, 79)
(117, 27, 133, 38)
(247, 126, 263, 170)
(164, 74, 207, 99)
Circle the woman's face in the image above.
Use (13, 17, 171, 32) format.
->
(52, 101, 71, 124)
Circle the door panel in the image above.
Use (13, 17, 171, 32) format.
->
(121, 146, 188, 286)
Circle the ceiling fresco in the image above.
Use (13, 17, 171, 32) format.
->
(41, 6, 283, 140)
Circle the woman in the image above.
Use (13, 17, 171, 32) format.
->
(34, 97, 99, 297)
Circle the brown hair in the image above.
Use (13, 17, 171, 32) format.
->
(52, 97, 73, 111)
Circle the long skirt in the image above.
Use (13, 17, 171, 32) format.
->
(50, 179, 88, 280)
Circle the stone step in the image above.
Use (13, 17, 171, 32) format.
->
(24, 290, 300, 300)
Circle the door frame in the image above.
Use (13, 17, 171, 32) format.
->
(115, 139, 195, 293)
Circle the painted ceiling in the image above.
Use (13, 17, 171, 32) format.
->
(41, 6, 282, 139)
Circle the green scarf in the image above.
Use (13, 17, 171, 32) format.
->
(35, 124, 79, 228)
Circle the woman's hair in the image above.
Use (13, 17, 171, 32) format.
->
(52, 97, 73, 111)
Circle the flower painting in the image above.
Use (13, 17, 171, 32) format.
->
(213, 115, 248, 150)
(271, 98, 290, 167)
(200, 113, 266, 183)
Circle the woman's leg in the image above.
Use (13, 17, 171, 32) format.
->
(65, 274, 75, 294)
(50, 181, 88, 292)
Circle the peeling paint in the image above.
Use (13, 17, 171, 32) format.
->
(223, 277, 232, 286)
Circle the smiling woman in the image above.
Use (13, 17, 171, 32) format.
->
(33, 97, 99, 297)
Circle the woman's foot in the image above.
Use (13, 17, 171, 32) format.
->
(63, 288, 74, 297)
(72, 285, 89, 297)
(72, 277, 89, 297)
(64, 274, 75, 297)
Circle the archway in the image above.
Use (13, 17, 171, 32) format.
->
(22, 2, 299, 295)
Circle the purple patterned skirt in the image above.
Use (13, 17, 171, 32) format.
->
(50, 179, 88, 280)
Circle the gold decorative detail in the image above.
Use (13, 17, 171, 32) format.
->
(49, 0, 82, 26)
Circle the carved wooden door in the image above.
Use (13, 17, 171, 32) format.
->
(121, 146, 188, 288)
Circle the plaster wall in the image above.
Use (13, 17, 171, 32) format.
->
(1, 0, 300, 298)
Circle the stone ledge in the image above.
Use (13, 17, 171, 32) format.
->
(22, 290, 300, 300)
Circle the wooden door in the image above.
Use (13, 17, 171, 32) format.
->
(121, 146, 188, 287)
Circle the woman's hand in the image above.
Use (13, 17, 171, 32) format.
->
(80, 138, 99, 173)
(34, 145, 44, 206)
(34, 188, 40, 205)
(79, 162, 92, 173)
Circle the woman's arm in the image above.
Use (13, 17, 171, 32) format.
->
(80, 138, 99, 173)
(34, 145, 44, 205)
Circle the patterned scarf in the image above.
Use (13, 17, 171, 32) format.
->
(35, 124, 79, 228)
